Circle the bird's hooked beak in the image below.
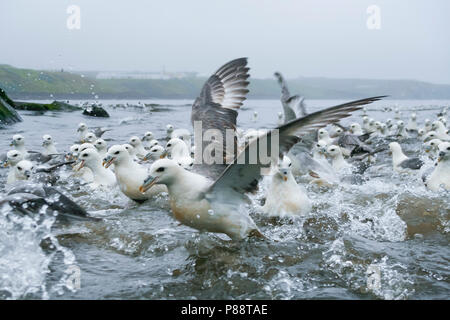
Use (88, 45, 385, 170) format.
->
(3, 162, 9, 168)
(438, 152, 445, 162)
(142, 153, 151, 161)
(102, 156, 115, 168)
(140, 175, 159, 193)
(76, 160, 85, 171)
(160, 151, 168, 159)
(10, 141, 15, 146)
(24, 170, 31, 179)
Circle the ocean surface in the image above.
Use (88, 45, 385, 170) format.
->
(0, 98, 449, 300)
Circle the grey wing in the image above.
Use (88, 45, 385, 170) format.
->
(283, 95, 299, 122)
(274, 72, 290, 102)
(399, 157, 424, 170)
(93, 127, 111, 138)
(191, 58, 250, 180)
(207, 96, 386, 196)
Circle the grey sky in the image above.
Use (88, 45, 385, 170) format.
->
(1, 0, 449, 83)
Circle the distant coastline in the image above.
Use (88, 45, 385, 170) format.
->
(2, 64, 450, 100)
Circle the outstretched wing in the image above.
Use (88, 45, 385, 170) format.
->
(191, 58, 250, 180)
(206, 96, 386, 198)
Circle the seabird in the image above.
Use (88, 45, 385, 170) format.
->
(388, 142, 424, 172)
(129, 136, 147, 158)
(261, 156, 311, 217)
(103, 145, 166, 202)
(163, 138, 194, 169)
(425, 142, 450, 191)
(77, 148, 116, 188)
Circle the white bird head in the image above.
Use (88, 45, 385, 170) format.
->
(42, 134, 53, 146)
(140, 159, 181, 192)
(326, 145, 342, 158)
(11, 134, 25, 147)
(424, 139, 442, 153)
(277, 156, 292, 181)
(438, 142, 450, 162)
(144, 145, 165, 161)
(79, 143, 95, 153)
(84, 131, 97, 143)
(142, 131, 154, 141)
(129, 136, 142, 148)
(122, 144, 136, 156)
(77, 122, 88, 132)
(94, 139, 107, 151)
(77, 148, 101, 171)
(103, 145, 130, 168)
(349, 123, 362, 134)
(6, 150, 23, 167)
(318, 128, 329, 139)
(166, 124, 174, 134)
(15, 160, 34, 180)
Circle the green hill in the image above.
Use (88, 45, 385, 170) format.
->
(1, 64, 450, 100)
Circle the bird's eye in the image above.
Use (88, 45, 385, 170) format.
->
(13, 154, 17, 157)
(156, 167, 165, 172)
(288, 163, 292, 167)
(18, 167, 22, 170)
(167, 144, 172, 147)
(151, 149, 157, 152)
(189, 163, 193, 167)
(316, 144, 320, 147)
(447, 147, 450, 151)
(82, 154, 88, 157)
(114, 151, 120, 155)
(17, 138, 21, 140)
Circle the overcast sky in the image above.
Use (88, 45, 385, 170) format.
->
(1, 0, 449, 83)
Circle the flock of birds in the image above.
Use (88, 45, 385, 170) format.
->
(1, 58, 449, 241)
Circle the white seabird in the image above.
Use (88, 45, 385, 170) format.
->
(388, 142, 424, 172)
(129, 136, 147, 158)
(349, 123, 364, 136)
(425, 142, 450, 191)
(103, 145, 166, 202)
(142, 131, 154, 148)
(424, 139, 442, 159)
(10, 134, 28, 159)
(164, 138, 194, 169)
(8, 160, 34, 184)
(77, 148, 116, 188)
(94, 139, 108, 159)
(406, 113, 418, 131)
(42, 134, 58, 156)
(261, 156, 311, 217)
(327, 145, 351, 172)
(5, 150, 24, 184)
(431, 120, 450, 140)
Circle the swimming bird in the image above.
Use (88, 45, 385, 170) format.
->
(388, 142, 424, 172)
(84, 131, 97, 144)
(77, 148, 116, 188)
(10, 134, 28, 159)
(5, 150, 24, 184)
(164, 138, 194, 169)
(431, 120, 450, 140)
(103, 145, 166, 202)
(317, 128, 333, 146)
(142, 131, 154, 148)
(261, 156, 311, 217)
(406, 113, 418, 132)
(424, 142, 450, 191)
(327, 145, 351, 172)
(94, 139, 108, 159)
(166, 124, 174, 139)
(424, 139, 442, 160)
(395, 120, 409, 139)
(42, 134, 58, 156)
(8, 160, 34, 184)
(170, 128, 192, 152)
(143, 145, 165, 161)
(129, 136, 147, 158)
(349, 123, 364, 136)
